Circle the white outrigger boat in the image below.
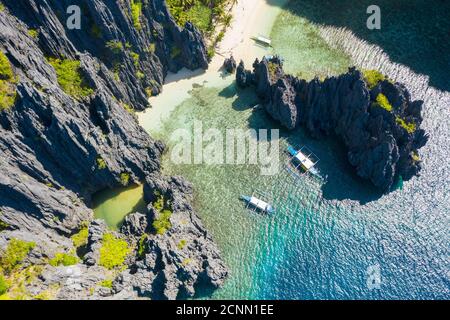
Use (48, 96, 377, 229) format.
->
(240, 195, 275, 215)
(251, 35, 272, 47)
(286, 145, 321, 178)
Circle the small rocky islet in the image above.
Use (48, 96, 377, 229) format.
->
(234, 56, 428, 191)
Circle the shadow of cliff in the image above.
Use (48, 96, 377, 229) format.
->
(231, 85, 383, 204)
(270, 0, 450, 92)
(281, 127, 383, 204)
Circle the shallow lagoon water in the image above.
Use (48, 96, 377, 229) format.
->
(93, 184, 146, 230)
(97, 0, 449, 299)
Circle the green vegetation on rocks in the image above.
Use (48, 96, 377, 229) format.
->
(99, 279, 113, 288)
(99, 233, 130, 270)
(0, 238, 36, 273)
(120, 173, 130, 186)
(363, 69, 386, 89)
(49, 253, 79, 267)
(152, 194, 173, 235)
(0, 220, 9, 232)
(396, 117, 416, 134)
(0, 51, 17, 111)
(375, 93, 393, 112)
(153, 210, 172, 235)
(47, 58, 94, 99)
(120, 101, 135, 114)
(167, 0, 213, 32)
(130, 51, 139, 67)
(130, 0, 143, 31)
(177, 239, 187, 250)
(170, 46, 182, 59)
(28, 29, 39, 39)
(137, 234, 148, 257)
(0, 274, 8, 295)
(71, 223, 89, 249)
(106, 40, 123, 55)
(96, 157, 107, 170)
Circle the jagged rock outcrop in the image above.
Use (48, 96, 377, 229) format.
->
(36, 174, 228, 300)
(115, 174, 228, 300)
(223, 55, 237, 74)
(237, 57, 428, 191)
(0, 0, 226, 300)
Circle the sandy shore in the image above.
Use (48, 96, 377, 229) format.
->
(138, 0, 287, 132)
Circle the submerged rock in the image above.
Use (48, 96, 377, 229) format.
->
(237, 56, 428, 191)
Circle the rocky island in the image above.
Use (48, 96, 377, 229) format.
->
(0, 0, 227, 300)
(236, 56, 428, 191)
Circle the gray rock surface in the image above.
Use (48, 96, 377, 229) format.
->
(223, 55, 237, 74)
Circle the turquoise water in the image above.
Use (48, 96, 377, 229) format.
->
(149, 1, 450, 299)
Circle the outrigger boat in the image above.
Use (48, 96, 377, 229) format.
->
(286, 145, 321, 178)
(251, 35, 272, 47)
(240, 195, 275, 214)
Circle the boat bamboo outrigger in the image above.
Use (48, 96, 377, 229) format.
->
(251, 35, 272, 47)
(240, 193, 275, 215)
(285, 145, 320, 178)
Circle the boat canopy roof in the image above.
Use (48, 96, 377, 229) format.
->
(295, 150, 316, 170)
(288, 145, 320, 170)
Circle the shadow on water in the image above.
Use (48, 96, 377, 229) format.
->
(266, 0, 450, 91)
(282, 126, 383, 204)
(231, 85, 383, 204)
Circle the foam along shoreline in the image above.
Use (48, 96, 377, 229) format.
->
(137, 0, 288, 132)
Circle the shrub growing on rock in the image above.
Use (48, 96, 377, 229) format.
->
(99, 279, 113, 288)
(0, 51, 17, 111)
(106, 40, 123, 55)
(0, 273, 8, 295)
(376, 93, 393, 112)
(131, 0, 143, 30)
(153, 209, 172, 235)
(396, 117, 416, 134)
(0, 238, 35, 273)
(96, 157, 107, 170)
(71, 224, 89, 249)
(99, 234, 130, 270)
(120, 173, 130, 186)
(49, 253, 79, 267)
(47, 58, 93, 99)
(363, 69, 386, 89)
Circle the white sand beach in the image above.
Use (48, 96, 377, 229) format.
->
(138, 0, 288, 132)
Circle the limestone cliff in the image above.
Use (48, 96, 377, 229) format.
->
(0, 0, 227, 300)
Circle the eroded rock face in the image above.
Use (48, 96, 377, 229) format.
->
(236, 57, 428, 191)
(0, 0, 226, 299)
(223, 56, 237, 74)
(114, 174, 228, 300)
